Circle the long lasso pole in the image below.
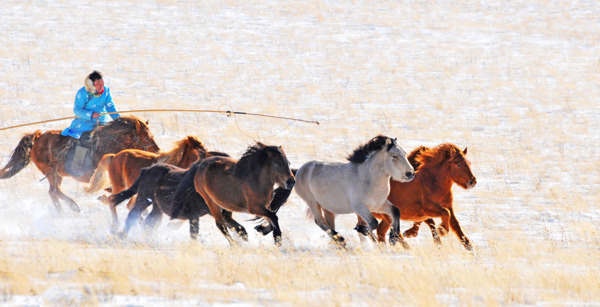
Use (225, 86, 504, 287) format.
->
(0, 109, 320, 131)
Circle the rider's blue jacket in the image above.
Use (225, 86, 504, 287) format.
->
(61, 86, 120, 139)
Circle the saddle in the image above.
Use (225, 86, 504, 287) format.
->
(65, 131, 95, 177)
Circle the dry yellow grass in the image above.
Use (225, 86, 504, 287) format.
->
(1, 237, 598, 305)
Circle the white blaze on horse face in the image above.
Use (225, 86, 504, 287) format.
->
(388, 144, 414, 182)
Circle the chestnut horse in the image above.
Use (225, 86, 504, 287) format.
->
(356, 143, 477, 250)
(85, 135, 209, 232)
(0, 116, 159, 213)
(171, 142, 295, 246)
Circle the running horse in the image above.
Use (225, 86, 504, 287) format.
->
(85, 135, 208, 231)
(0, 116, 159, 213)
(170, 142, 296, 246)
(293, 135, 415, 248)
(356, 143, 477, 250)
(109, 162, 248, 241)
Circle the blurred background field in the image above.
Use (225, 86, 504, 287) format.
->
(0, 0, 599, 305)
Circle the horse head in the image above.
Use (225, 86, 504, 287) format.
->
(94, 116, 160, 154)
(263, 144, 295, 189)
(384, 137, 415, 183)
(447, 146, 477, 189)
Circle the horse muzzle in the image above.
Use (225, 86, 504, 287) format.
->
(467, 177, 477, 189)
(284, 177, 296, 189)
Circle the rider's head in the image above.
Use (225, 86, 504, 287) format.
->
(85, 71, 104, 95)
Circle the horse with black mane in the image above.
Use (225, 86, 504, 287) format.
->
(260, 135, 415, 248)
(170, 142, 295, 246)
(0, 116, 159, 213)
(108, 159, 249, 241)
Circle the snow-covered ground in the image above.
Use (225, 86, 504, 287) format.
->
(1, 0, 599, 305)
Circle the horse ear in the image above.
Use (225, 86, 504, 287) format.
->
(385, 138, 392, 145)
(145, 120, 150, 125)
(463, 147, 468, 155)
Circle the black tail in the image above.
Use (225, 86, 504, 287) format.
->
(107, 171, 142, 207)
(170, 163, 201, 220)
(0, 130, 42, 179)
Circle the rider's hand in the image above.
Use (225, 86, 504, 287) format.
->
(92, 112, 100, 119)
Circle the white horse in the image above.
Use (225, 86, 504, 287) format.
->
(294, 135, 415, 248)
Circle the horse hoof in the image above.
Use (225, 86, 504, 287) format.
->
(389, 232, 399, 245)
(403, 229, 419, 238)
(437, 227, 448, 236)
(354, 225, 370, 236)
(97, 195, 109, 203)
(238, 229, 249, 241)
(274, 236, 282, 247)
(70, 204, 81, 213)
(254, 224, 271, 236)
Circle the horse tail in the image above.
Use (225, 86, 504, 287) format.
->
(0, 130, 42, 179)
(170, 163, 201, 220)
(85, 154, 114, 193)
(407, 145, 430, 170)
(107, 170, 142, 207)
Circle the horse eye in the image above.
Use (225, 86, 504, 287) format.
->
(392, 155, 399, 160)
(456, 164, 462, 168)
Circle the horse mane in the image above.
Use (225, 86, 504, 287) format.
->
(414, 143, 462, 169)
(92, 115, 148, 142)
(156, 136, 206, 165)
(407, 146, 430, 170)
(233, 143, 275, 181)
(346, 135, 395, 164)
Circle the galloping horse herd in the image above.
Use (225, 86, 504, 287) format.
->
(0, 115, 477, 250)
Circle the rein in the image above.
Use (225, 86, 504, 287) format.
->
(0, 108, 320, 131)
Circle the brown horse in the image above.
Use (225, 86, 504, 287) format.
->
(85, 135, 208, 231)
(171, 142, 296, 246)
(0, 116, 159, 213)
(356, 143, 477, 250)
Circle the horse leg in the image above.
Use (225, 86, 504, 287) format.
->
(189, 216, 199, 241)
(223, 210, 248, 241)
(403, 222, 422, 238)
(143, 204, 163, 234)
(448, 208, 473, 251)
(47, 173, 81, 213)
(46, 174, 64, 214)
(248, 203, 283, 246)
(202, 197, 234, 245)
(422, 204, 451, 237)
(381, 201, 409, 249)
(423, 219, 442, 246)
(109, 200, 120, 234)
(307, 202, 345, 247)
(121, 196, 152, 238)
(352, 202, 379, 241)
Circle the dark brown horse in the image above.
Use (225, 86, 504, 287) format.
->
(109, 162, 248, 241)
(0, 116, 159, 213)
(356, 144, 477, 250)
(171, 142, 295, 246)
(85, 135, 208, 231)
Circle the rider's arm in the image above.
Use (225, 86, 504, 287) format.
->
(104, 87, 120, 120)
(73, 88, 94, 120)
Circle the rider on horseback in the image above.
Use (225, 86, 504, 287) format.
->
(61, 71, 121, 170)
